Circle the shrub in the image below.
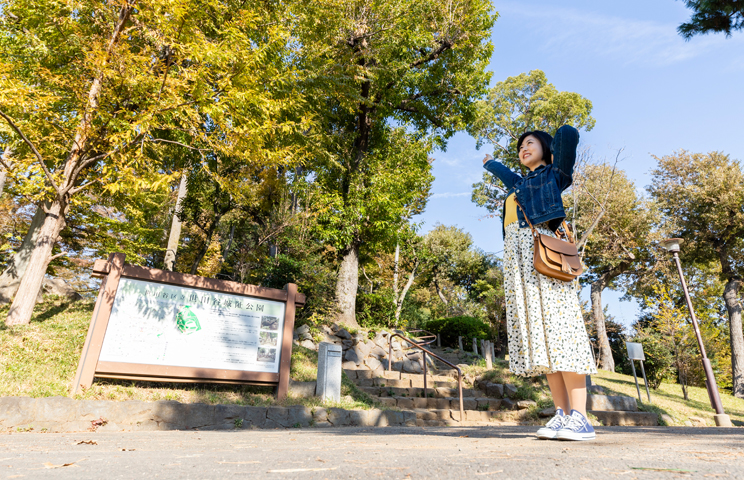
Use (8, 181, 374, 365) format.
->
(424, 316, 494, 348)
(357, 291, 396, 329)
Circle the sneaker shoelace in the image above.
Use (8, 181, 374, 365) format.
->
(545, 413, 566, 430)
(563, 414, 586, 432)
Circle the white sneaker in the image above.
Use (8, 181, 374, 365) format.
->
(555, 410, 596, 441)
(536, 408, 566, 440)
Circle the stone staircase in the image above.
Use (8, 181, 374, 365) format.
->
(344, 368, 658, 427)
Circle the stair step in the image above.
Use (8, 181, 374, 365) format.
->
(344, 369, 457, 383)
(359, 386, 478, 399)
(586, 394, 638, 412)
(372, 395, 504, 411)
(589, 410, 658, 426)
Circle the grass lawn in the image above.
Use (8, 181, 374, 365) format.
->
(0, 298, 377, 411)
(592, 369, 744, 427)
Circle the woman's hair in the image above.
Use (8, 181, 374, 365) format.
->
(517, 130, 553, 164)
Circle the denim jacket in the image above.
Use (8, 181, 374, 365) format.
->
(483, 125, 579, 239)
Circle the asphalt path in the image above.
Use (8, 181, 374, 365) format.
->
(1, 426, 743, 479)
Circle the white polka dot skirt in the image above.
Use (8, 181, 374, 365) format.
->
(503, 222, 597, 377)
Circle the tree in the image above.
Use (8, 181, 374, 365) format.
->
(678, 0, 744, 38)
(648, 151, 744, 398)
(570, 162, 657, 371)
(0, 0, 307, 325)
(294, 0, 496, 328)
(471, 69, 595, 215)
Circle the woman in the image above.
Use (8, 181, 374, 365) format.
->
(482, 125, 597, 441)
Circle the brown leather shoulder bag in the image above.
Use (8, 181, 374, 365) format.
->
(513, 198, 583, 282)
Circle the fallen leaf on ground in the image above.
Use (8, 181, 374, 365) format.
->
(475, 470, 503, 475)
(43, 459, 84, 469)
(76, 440, 97, 445)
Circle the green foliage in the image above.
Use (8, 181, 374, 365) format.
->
(425, 315, 494, 348)
(626, 328, 675, 389)
(356, 290, 396, 329)
(470, 69, 594, 215)
(678, 0, 744, 38)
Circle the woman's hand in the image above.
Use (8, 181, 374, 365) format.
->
(482, 153, 493, 165)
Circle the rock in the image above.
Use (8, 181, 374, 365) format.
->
(344, 347, 363, 366)
(265, 406, 289, 428)
(342, 339, 354, 350)
(288, 380, 317, 398)
(406, 351, 422, 362)
(287, 406, 313, 428)
(299, 340, 316, 350)
(369, 345, 388, 359)
(504, 384, 518, 399)
(660, 414, 674, 426)
(300, 332, 313, 341)
(351, 333, 366, 345)
(689, 416, 707, 426)
(295, 324, 311, 335)
(516, 400, 536, 410)
(539, 407, 556, 417)
(313, 408, 328, 423)
(373, 333, 388, 349)
(402, 359, 422, 374)
(502, 398, 516, 410)
(586, 395, 638, 412)
(321, 332, 343, 344)
(43, 277, 82, 301)
(358, 340, 374, 358)
(328, 408, 351, 426)
(486, 383, 504, 398)
(684, 420, 693, 427)
(342, 361, 357, 369)
(335, 328, 352, 340)
(365, 357, 382, 372)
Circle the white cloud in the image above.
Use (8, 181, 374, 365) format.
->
(430, 192, 472, 199)
(496, 2, 744, 68)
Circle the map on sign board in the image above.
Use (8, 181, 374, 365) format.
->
(99, 278, 286, 373)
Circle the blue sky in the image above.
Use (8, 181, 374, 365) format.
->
(415, 0, 744, 330)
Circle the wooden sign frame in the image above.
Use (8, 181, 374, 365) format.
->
(71, 253, 306, 399)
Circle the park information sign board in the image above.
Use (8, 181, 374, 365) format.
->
(72, 253, 305, 398)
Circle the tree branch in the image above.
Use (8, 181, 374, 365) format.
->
(0, 109, 61, 195)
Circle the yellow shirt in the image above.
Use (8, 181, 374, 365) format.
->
(504, 193, 518, 226)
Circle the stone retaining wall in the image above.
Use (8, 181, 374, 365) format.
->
(0, 397, 416, 433)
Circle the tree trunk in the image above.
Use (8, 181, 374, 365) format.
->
(0, 203, 48, 304)
(3, 3, 135, 326)
(723, 278, 744, 398)
(164, 171, 188, 271)
(0, 147, 11, 197)
(434, 279, 448, 305)
(5, 200, 67, 325)
(591, 276, 615, 371)
(335, 243, 360, 330)
(394, 260, 418, 326)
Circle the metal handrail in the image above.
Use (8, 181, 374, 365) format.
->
(387, 333, 464, 422)
(406, 329, 437, 347)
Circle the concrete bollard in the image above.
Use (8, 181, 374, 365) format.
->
(437, 334, 441, 347)
(472, 338, 478, 356)
(484, 340, 493, 369)
(317, 342, 343, 402)
(490, 341, 496, 361)
(458, 336, 463, 351)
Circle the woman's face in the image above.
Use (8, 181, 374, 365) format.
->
(519, 135, 547, 171)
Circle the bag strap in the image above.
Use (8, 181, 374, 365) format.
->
(512, 194, 576, 244)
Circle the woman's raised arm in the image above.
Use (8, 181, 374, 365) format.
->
(483, 154, 522, 190)
(551, 125, 580, 190)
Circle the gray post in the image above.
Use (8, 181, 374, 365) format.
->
(472, 338, 478, 356)
(316, 342, 342, 402)
(437, 334, 441, 347)
(484, 341, 493, 369)
(490, 341, 496, 360)
(458, 336, 463, 350)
